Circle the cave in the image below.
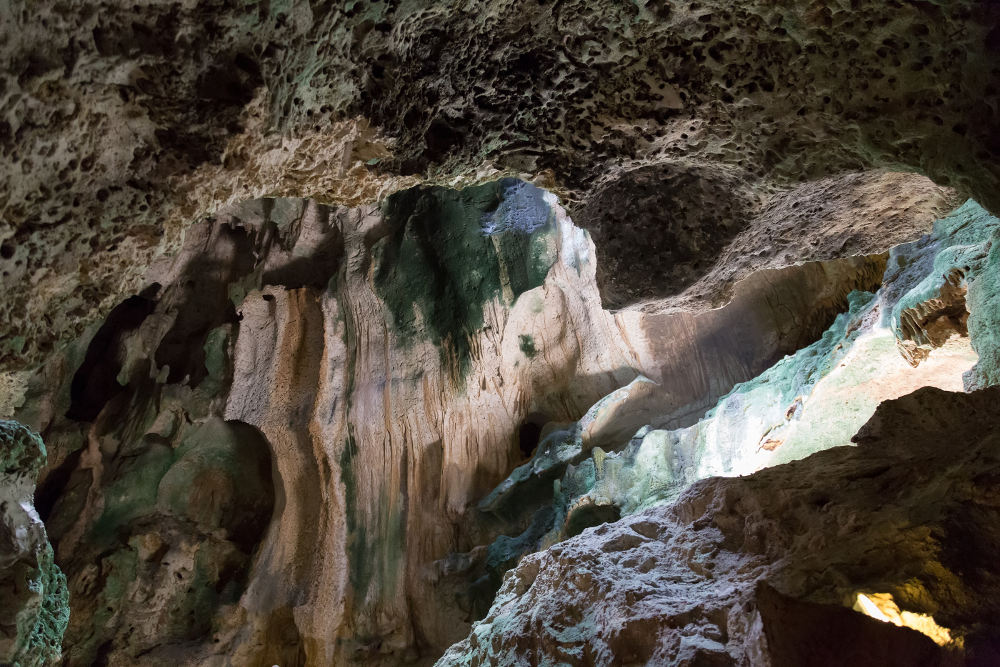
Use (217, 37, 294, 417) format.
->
(2, 2, 1000, 666)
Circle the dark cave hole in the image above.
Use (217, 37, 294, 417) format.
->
(223, 420, 278, 553)
(517, 412, 548, 460)
(424, 118, 464, 163)
(564, 504, 622, 539)
(66, 286, 159, 422)
(34, 448, 83, 523)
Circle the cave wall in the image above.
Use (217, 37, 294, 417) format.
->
(442, 385, 1000, 665)
(463, 199, 1000, 596)
(15, 184, 635, 664)
(1, 2, 999, 662)
(5, 177, 938, 664)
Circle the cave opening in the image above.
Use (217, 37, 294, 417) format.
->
(516, 412, 549, 460)
(564, 503, 622, 539)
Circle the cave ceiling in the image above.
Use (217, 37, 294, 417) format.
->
(1, 0, 999, 369)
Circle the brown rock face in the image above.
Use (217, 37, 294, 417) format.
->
(897, 267, 970, 366)
(9, 182, 919, 664)
(440, 386, 1000, 665)
(581, 169, 955, 309)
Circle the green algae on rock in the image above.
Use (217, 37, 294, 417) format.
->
(0, 420, 69, 667)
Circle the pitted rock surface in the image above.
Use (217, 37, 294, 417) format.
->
(2, 0, 999, 367)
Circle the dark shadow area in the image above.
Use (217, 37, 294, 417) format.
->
(576, 161, 758, 309)
(517, 412, 549, 460)
(66, 287, 159, 421)
(222, 419, 277, 553)
(154, 225, 253, 385)
(564, 503, 622, 539)
(48, 416, 277, 664)
(260, 218, 345, 289)
(34, 448, 82, 523)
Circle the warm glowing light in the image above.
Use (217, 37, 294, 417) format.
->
(853, 592, 960, 648)
(855, 592, 892, 622)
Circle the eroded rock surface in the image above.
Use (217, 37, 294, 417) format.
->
(583, 169, 956, 309)
(0, 420, 69, 667)
(467, 200, 1000, 579)
(7, 180, 916, 664)
(2, 0, 998, 369)
(3, 2, 1000, 665)
(440, 386, 1000, 666)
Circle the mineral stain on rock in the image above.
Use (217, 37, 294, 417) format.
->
(374, 181, 555, 377)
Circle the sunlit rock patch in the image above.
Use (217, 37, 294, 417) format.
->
(854, 592, 959, 649)
(440, 386, 1000, 665)
(467, 200, 1000, 613)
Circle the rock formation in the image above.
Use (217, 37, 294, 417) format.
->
(441, 385, 1000, 665)
(3, 180, 909, 664)
(1, 175, 995, 664)
(1, 0, 997, 372)
(0, 420, 68, 667)
(2, 1, 1000, 666)
(457, 200, 1000, 607)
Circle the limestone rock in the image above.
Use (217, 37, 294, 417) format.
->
(2, 2, 1000, 664)
(581, 169, 956, 309)
(456, 198, 1000, 628)
(2, 0, 998, 370)
(0, 420, 69, 667)
(439, 386, 1000, 665)
(7, 178, 915, 664)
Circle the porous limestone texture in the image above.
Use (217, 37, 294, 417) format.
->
(0, 420, 69, 667)
(439, 386, 1000, 666)
(2, 0, 997, 370)
(8, 181, 897, 664)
